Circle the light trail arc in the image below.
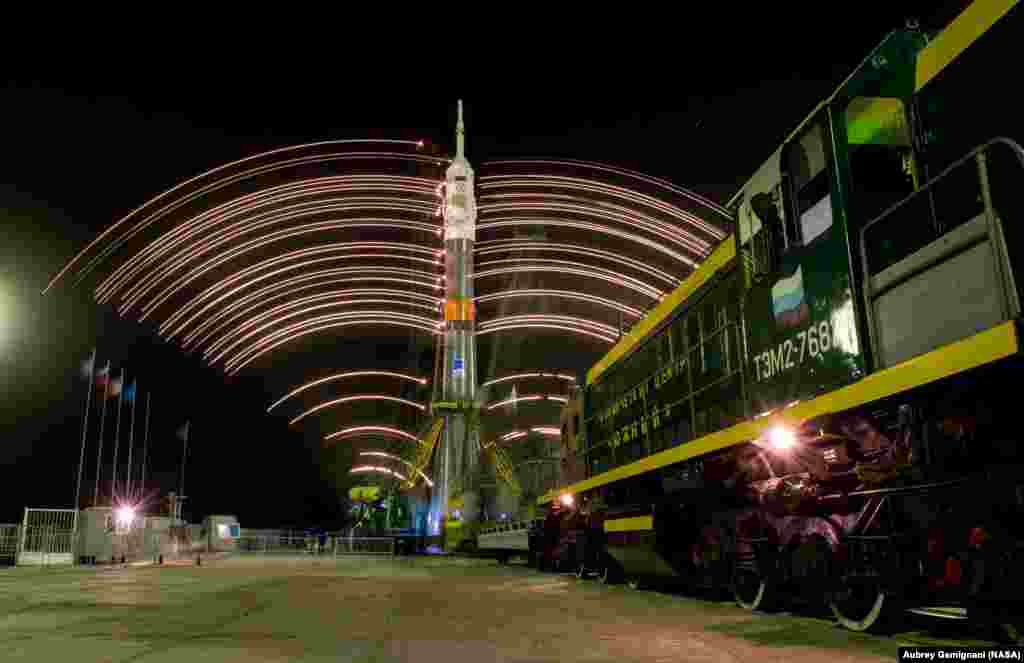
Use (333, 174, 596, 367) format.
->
(191, 287, 440, 352)
(358, 452, 433, 486)
(125, 220, 442, 320)
(225, 318, 439, 376)
(290, 395, 427, 426)
(475, 240, 679, 287)
(45, 140, 437, 294)
(481, 372, 576, 388)
(477, 217, 698, 268)
(474, 290, 643, 319)
(161, 254, 439, 341)
(204, 296, 440, 359)
(481, 158, 732, 222)
(271, 374, 428, 412)
(97, 176, 440, 302)
(217, 310, 439, 371)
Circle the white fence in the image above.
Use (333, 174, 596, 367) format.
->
(0, 524, 19, 565)
(17, 509, 77, 566)
(236, 534, 395, 556)
(0, 513, 407, 567)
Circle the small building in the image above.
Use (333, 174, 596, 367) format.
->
(201, 515, 240, 552)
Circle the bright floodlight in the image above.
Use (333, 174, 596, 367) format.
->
(769, 426, 796, 451)
(115, 505, 136, 526)
(559, 493, 574, 507)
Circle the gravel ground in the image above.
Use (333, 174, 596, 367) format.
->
(0, 555, 958, 662)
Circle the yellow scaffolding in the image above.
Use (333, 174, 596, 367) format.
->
(403, 418, 444, 489)
(482, 438, 521, 496)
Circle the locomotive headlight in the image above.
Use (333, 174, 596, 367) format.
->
(560, 493, 574, 508)
(768, 426, 796, 451)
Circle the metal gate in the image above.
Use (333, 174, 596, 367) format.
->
(1, 524, 19, 566)
(17, 508, 77, 566)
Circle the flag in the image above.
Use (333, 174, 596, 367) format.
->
(176, 421, 190, 441)
(80, 350, 97, 379)
(109, 376, 123, 398)
(95, 362, 111, 387)
(124, 381, 137, 403)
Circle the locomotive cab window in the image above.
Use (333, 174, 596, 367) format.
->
(783, 121, 834, 247)
(844, 97, 916, 225)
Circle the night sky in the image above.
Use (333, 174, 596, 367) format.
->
(1, 3, 969, 527)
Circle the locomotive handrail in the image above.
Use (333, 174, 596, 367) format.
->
(859, 137, 1024, 247)
(817, 476, 972, 500)
(858, 137, 1024, 371)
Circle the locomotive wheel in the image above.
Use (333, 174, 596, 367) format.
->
(733, 567, 780, 612)
(575, 561, 591, 579)
(829, 576, 890, 632)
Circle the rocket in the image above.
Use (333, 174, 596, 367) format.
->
(430, 100, 481, 533)
(441, 100, 477, 403)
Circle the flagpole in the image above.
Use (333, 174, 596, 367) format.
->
(111, 369, 126, 503)
(93, 362, 112, 506)
(126, 383, 137, 501)
(74, 349, 97, 513)
(179, 421, 190, 498)
(140, 392, 152, 500)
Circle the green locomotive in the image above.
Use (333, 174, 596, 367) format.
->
(538, 0, 1024, 639)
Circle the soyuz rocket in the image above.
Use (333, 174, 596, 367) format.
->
(430, 100, 481, 533)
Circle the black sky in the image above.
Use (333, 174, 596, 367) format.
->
(0, 4, 970, 526)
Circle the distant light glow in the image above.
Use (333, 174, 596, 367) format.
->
(559, 493, 574, 507)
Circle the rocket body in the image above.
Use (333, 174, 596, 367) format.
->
(430, 101, 481, 534)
